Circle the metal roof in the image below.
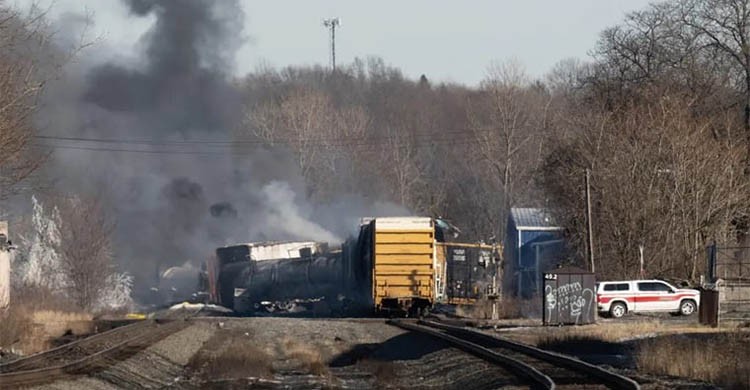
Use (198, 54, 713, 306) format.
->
(542, 266, 592, 275)
(510, 208, 562, 231)
(375, 216, 433, 230)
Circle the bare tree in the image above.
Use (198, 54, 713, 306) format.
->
(678, 0, 750, 145)
(378, 125, 426, 207)
(0, 5, 49, 201)
(56, 196, 116, 311)
(542, 89, 750, 281)
(466, 61, 551, 238)
(246, 88, 368, 201)
(0, 3, 93, 203)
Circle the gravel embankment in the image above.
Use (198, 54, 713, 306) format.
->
(184, 317, 525, 389)
(27, 316, 718, 389)
(32, 320, 216, 390)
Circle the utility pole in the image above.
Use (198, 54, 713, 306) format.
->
(0, 221, 10, 309)
(322, 17, 341, 71)
(585, 168, 595, 273)
(638, 244, 644, 278)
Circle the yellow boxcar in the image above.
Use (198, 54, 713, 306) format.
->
(372, 217, 435, 315)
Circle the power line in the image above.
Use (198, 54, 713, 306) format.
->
(34, 135, 242, 146)
(30, 133, 485, 156)
(29, 124, 510, 156)
(33, 127, 491, 147)
(31, 138, 479, 153)
(28, 144, 228, 156)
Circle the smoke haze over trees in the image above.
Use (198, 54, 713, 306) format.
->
(4, 0, 750, 300)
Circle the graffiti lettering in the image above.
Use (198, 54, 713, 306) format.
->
(545, 281, 595, 325)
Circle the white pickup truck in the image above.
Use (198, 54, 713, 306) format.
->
(596, 279, 700, 318)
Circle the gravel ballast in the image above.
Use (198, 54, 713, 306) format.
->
(31, 320, 216, 390)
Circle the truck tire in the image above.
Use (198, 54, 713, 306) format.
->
(679, 299, 697, 316)
(609, 302, 627, 318)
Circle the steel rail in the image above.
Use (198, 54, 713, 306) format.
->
(419, 320, 641, 390)
(388, 319, 555, 390)
(0, 319, 155, 373)
(0, 319, 189, 389)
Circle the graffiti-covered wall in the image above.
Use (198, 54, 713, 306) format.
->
(542, 268, 596, 325)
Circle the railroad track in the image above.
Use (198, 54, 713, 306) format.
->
(389, 319, 640, 390)
(0, 317, 192, 388)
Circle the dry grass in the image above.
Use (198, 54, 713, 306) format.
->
(0, 287, 91, 354)
(519, 318, 750, 389)
(0, 307, 28, 351)
(283, 338, 329, 377)
(529, 320, 720, 346)
(199, 343, 273, 379)
(189, 330, 333, 382)
(31, 310, 93, 336)
(188, 330, 273, 380)
(454, 297, 539, 319)
(356, 358, 398, 386)
(636, 331, 750, 389)
(455, 299, 516, 319)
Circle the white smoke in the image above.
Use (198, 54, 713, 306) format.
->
(261, 181, 342, 244)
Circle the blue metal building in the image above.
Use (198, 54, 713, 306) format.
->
(504, 208, 565, 298)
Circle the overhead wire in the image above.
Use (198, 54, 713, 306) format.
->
(33, 127, 491, 146)
(30, 129, 494, 156)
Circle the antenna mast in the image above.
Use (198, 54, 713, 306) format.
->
(322, 17, 341, 71)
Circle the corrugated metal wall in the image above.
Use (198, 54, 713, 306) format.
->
(503, 220, 519, 297)
(372, 219, 435, 307)
(506, 228, 563, 298)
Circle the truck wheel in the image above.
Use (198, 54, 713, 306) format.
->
(609, 302, 627, 318)
(679, 300, 697, 316)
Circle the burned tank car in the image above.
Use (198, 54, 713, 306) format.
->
(156, 264, 206, 305)
(213, 241, 370, 315)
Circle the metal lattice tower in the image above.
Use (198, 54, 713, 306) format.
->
(323, 17, 341, 71)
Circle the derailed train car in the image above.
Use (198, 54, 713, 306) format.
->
(436, 242, 500, 304)
(208, 217, 501, 316)
(210, 241, 367, 314)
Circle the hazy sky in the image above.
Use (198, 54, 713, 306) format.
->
(35, 0, 653, 86)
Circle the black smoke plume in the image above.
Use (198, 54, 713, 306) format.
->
(35, 0, 408, 303)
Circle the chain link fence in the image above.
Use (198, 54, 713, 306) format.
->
(703, 244, 750, 325)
